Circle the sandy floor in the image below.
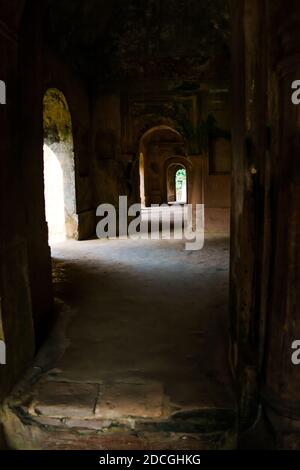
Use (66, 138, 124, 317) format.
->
(46, 235, 234, 413)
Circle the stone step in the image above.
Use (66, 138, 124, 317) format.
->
(2, 378, 237, 450)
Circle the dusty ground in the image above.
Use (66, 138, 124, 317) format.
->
(3, 235, 236, 450)
(50, 235, 234, 407)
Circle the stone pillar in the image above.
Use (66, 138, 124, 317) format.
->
(230, 0, 268, 434)
(0, 1, 35, 401)
(263, 7, 300, 449)
(19, 0, 53, 345)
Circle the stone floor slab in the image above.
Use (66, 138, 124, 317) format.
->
(95, 382, 164, 419)
(33, 381, 99, 419)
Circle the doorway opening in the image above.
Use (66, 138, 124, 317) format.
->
(139, 152, 146, 207)
(175, 168, 187, 203)
(43, 88, 78, 244)
(167, 163, 188, 205)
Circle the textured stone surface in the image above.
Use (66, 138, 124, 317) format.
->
(96, 382, 164, 419)
(51, 236, 233, 403)
(3, 404, 234, 450)
(33, 382, 98, 419)
(42, 432, 221, 451)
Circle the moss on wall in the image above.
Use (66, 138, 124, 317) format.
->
(43, 88, 72, 144)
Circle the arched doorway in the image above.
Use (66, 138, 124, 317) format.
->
(175, 168, 187, 203)
(43, 88, 78, 243)
(167, 163, 187, 204)
(138, 125, 187, 206)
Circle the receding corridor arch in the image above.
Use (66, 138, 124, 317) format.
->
(167, 162, 188, 204)
(43, 88, 78, 243)
(138, 125, 188, 206)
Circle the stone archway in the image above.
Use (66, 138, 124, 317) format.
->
(43, 88, 78, 243)
(167, 163, 185, 203)
(138, 126, 188, 206)
(163, 156, 192, 205)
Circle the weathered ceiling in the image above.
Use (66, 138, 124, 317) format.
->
(43, 0, 230, 86)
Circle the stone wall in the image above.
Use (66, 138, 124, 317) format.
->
(43, 49, 95, 241)
(0, 0, 94, 409)
(229, 0, 300, 448)
(0, 0, 35, 405)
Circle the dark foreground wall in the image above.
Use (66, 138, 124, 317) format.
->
(0, 0, 35, 403)
(230, 0, 300, 449)
(0, 0, 94, 411)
